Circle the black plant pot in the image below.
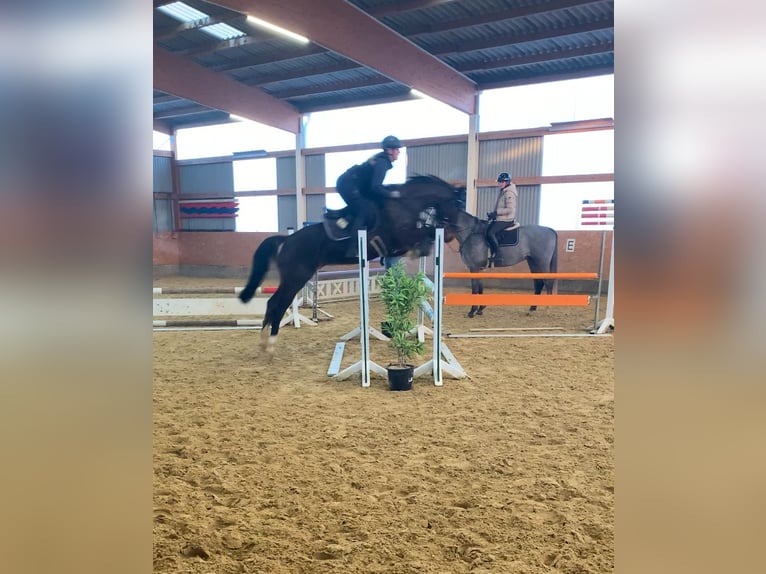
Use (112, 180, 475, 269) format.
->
(387, 364, 414, 391)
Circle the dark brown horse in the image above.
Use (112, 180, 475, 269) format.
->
(239, 175, 464, 354)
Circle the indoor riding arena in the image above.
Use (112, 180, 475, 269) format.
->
(153, 1, 614, 572)
(153, 233, 614, 574)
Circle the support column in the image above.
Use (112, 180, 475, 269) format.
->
(169, 130, 181, 234)
(294, 114, 308, 228)
(465, 93, 480, 216)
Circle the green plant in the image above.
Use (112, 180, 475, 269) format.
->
(378, 260, 429, 367)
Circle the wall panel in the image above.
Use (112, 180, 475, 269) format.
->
(153, 156, 172, 193)
(407, 143, 468, 181)
(178, 162, 233, 195)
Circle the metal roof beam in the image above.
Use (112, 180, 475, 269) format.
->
(154, 46, 300, 133)
(154, 104, 212, 119)
(453, 41, 614, 73)
(153, 93, 182, 104)
(211, 44, 328, 73)
(176, 30, 274, 57)
(400, 0, 610, 36)
(295, 92, 419, 114)
(207, 0, 477, 114)
(268, 77, 393, 100)
(433, 17, 613, 56)
(478, 65, 613, 90)
(369, 0, 458, 17)
(242, 60, 360, 87)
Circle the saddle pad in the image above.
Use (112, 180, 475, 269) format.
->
(497, 227, 519, 247)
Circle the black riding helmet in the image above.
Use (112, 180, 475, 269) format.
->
(381, 135, 402, 150)
(497, 172, 511, 183)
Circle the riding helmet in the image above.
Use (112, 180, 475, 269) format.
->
(381, 135, 402, 149)
(497, 172, 511, 183)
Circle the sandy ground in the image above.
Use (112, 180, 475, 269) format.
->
(153, 275, 614, 573)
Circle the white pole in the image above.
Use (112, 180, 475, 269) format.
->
(596, 232, 615, 334)
(358, 230, 372, 387)
(432, 228, 445, 386)
(593, 230, 607, 330)
(333, 230, 386, 385)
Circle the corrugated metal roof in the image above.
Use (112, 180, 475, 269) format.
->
(155, 0, 614, 130)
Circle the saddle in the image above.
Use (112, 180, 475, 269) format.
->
(322, 207, 389, 257)
(322, 207, 355, 241)
(496, 225, 520, 247)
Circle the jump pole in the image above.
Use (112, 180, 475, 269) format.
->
(153, 294, 267, 331)
(594, 231, 615, 334)
(413, 256, 434, 343)
(413, 228, 467, 384)
(332, 229, 387, 387)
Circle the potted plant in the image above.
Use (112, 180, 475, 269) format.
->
(378, 260, 429, 391)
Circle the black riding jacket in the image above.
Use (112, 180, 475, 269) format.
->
(341, 151, 393, 200)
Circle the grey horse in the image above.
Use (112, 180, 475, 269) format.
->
(450, 210, 559, 318)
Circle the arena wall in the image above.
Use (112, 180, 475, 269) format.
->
(152, 229, 612, 293)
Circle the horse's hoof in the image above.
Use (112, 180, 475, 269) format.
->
(259, 334, 278, 354)
(476, 309, 483, 316)
(467, 311, 475, 318)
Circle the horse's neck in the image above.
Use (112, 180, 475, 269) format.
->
(454, 212, 482, 244)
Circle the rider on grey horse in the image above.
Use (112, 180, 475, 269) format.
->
(486, 171, 520, 264)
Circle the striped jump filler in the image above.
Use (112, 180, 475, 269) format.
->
(580, 199, 614, 227)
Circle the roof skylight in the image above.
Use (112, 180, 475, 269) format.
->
(158, 2, 245, 41)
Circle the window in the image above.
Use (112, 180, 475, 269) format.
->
(539, 181, 614, 231)
(153, 130, 171, 152)
(542, 131, 614, 176)
(235, 196, 278, 232)
(233, 158, 277, 190)
(305, 99, 467, 148)
(175, 121, 294, 160)
(480, 75, 614, 131)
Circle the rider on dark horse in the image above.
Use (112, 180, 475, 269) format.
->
(336, 135, 403, 257)
(486, 171, 520, 265)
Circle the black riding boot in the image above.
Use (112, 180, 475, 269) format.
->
(487, 235, 499, 266)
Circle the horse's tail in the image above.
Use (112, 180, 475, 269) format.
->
(239, 235, 286, 303)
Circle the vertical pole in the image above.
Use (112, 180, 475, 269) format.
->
(593, 230, 607, 330)
(465, 93, 481, 216)
(605, 233, 614, 319)
(432, 228, 444, 386)
(417, 254, 426, 326)
(595, 231, 615, 334)
(169, 130, 182, 234)
(603, 232, 614, 320)
(311, 268, 319, 322)
(358, 230, 371, 387)
(294, 114, 308, 233)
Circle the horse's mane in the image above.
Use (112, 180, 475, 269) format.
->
(405, 174, 450, 187)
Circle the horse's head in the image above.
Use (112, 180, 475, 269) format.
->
(400, 175, 465, 229)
